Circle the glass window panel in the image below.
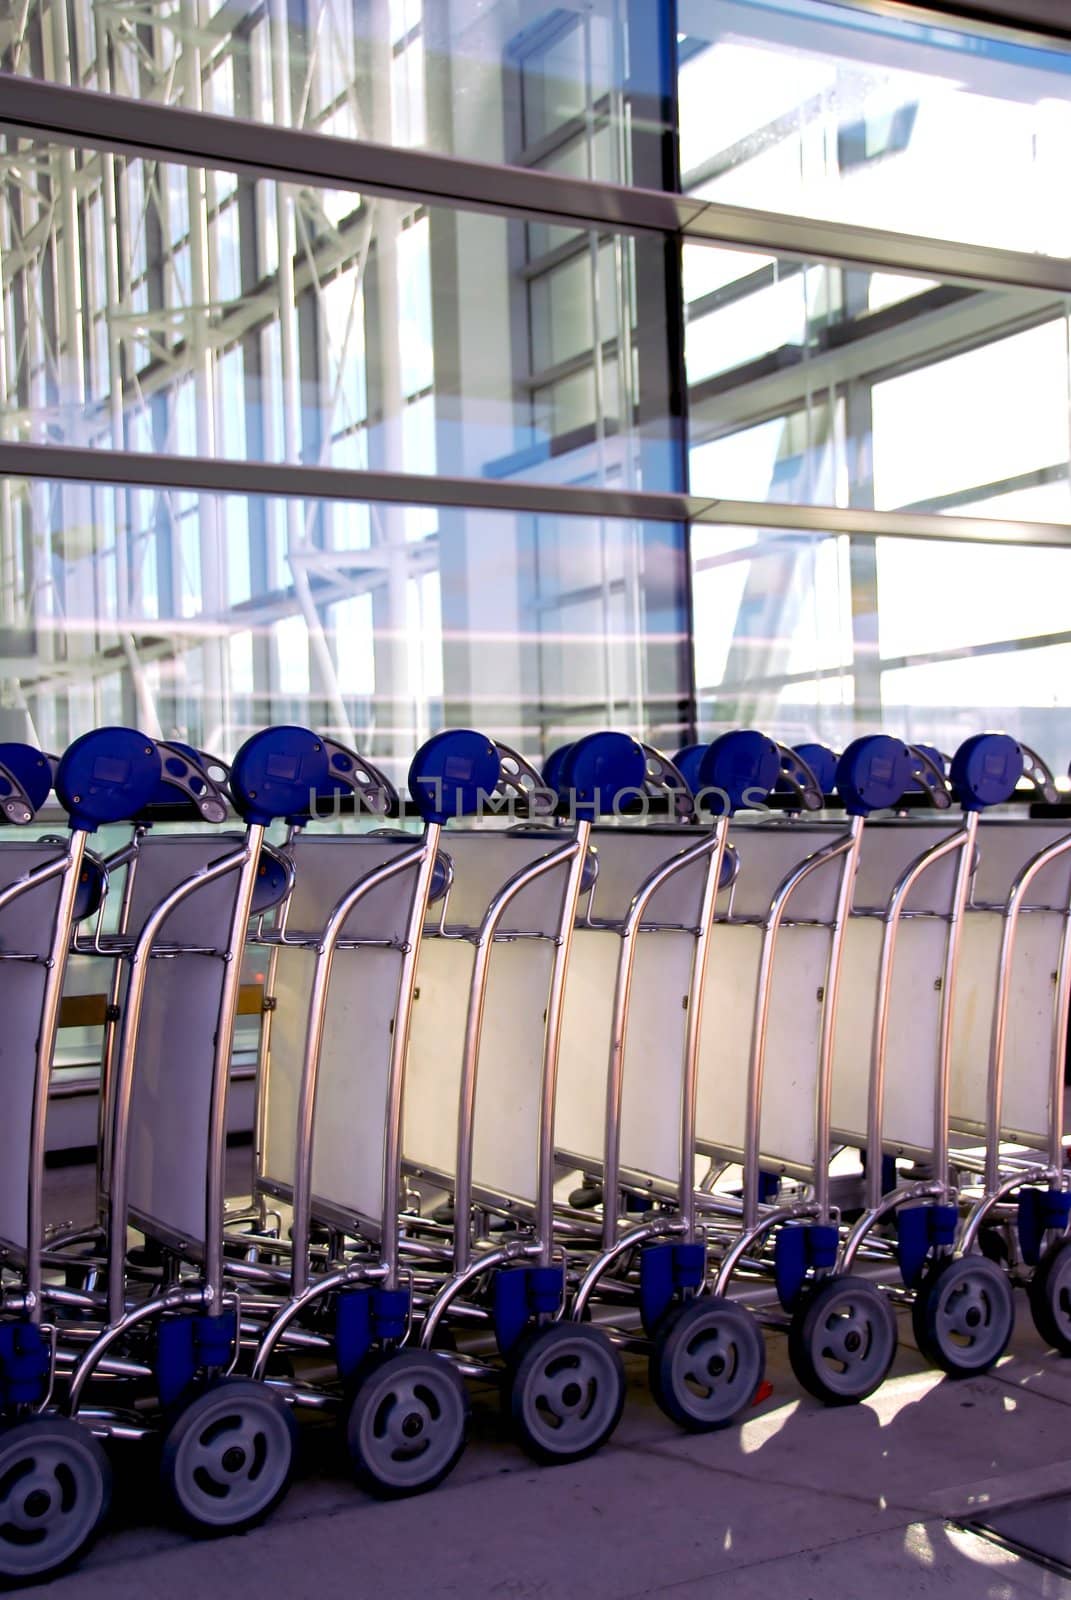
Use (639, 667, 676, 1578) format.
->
(690, 521, 1071, 760)
(876, 539, 1071, 659)
(1, 138, 675, 492)
(4, 0, 657, 185)
(686, 246, 1071, 523)
(679, 0, 1071, 255)
(882, 644, 1071, 757)
(0, 478, 690, 781)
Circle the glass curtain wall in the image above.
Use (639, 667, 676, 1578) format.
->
(2, 0, 1071, 772)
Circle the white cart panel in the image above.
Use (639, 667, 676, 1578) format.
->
(554, 930, 618, 1167)
(310, 945, 407, 1228)
(404, 937, 476, 1180)
(127, 953, 224, 1248)
(471, 939, 556, 1205)
(259, 945, 316, 1193)
(618, 932, 693, 1186)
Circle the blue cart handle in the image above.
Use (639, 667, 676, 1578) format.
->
(56, 728, 168, 832)
(776, 744, 824, 812)
(0, 742, 53, 825)
(157, 742, 229, 824)
(1019, 742, 1059, 804)
(906, 745, 953, 810)
(638, 744, 694, 820)
(311, 737, 399, 821)
(697, 730, 783, 817)
(950, 733, 1025, 813)
(409, 729, 502, 825)
(557, 732, 649, 821)
(836, 734, 917, 817)
(491, 742, 557, 819)
(230, 726, 338, 827)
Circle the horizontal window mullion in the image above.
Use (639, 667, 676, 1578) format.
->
(5, 77, 1071, 293)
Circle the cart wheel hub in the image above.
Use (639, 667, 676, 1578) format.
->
(221, 1446, 247, 1474)
(22, 1489, 52, 1520)
(561, 1382, 583, 1408)
(965, 1307, 982, 1328)
(707, 1355, 727, 1378)
(844, 1330, 863, 1354)
(401, 1412, 424, 1439)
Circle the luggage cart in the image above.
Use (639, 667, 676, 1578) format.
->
(405, 732, 651, 1466)
(559, 732, 824, 1430)
(949, 757, 1071, 1355)
(0, 730, 221, 1581)
(62, 726, 340, 1538)
(833, 733, 1032, 1378)
(245, 729, 580, 1492)
(688, 734, 953, 1405)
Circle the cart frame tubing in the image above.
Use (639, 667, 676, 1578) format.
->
(956, 829, 1071, 1255)
(742, 816, 864, 1235)
(932, 810, 980, 1201)
(838, 820, 979, 1271)
(599, 818, 731, 1252)
(103, 832, 261, 1323)
(252, 822, 300, 1229)
(94, 829, 144, 1210)
(0, 835, 89, 1320)
(985, 830, 1071, 1188)
(288, 835, 432, 1297)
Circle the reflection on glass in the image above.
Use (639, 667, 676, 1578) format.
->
(0, 137, 681, 490)
(2, 0, 662, 183)
(679, 0, 1071, 255)
(0, 479, 690, 775)
(685, 246, 1071, 523)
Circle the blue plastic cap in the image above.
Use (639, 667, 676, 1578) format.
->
(73, 856, 107, 923)
(558, 732, 648, 820)
(697, 730, 781, 816)
(251, 847, 292, 915)
(0, 742, 53, 818)
(230, 726, 333, 826)
(794, 743, 838, 796)
(951, 733, 1024, 812)
(673, 744, 706, 793)
(836, 735, 915, 816)
(408, 729, 501, 824)
(55, 728, 163, 832)
(542, 744, 574, 796)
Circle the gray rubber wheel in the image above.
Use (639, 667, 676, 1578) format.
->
(789, 1275, 897, 1405)
(912, 1254, 1014, 1377)
(506, 1323, 625, 1464)
(159, 1378, 296, 1535)
(650, 1297, 765, 1432)
(345, 1350, 468, 1499)
(1029, 1237, 1071, 1355)
(0, 1416, 111, 1584)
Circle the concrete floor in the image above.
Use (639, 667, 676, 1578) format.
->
(31, 1153, 1071, 1600)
